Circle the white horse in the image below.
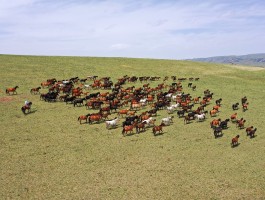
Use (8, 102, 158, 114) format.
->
(161, 116, 174, 126)
(105, 117, 119, 129)
(195, 113, 206, 121)
(139, 98, 147, 106)
(142, 117, 156, 127)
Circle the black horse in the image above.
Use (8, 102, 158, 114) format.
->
(21, 102, 32, 114)
(73, 98, 86, 107)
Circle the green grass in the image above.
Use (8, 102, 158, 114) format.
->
(1, 54, 265, 199)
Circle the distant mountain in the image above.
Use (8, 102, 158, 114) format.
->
(188, 53, 265, 67)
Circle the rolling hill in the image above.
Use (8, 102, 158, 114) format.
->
(188, 53, 265, 67)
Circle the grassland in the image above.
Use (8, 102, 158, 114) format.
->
(0, 55, 265, 200)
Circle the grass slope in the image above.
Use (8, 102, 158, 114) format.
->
(1, 55, 265, 199)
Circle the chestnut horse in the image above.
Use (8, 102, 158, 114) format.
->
(30, 87, 41, 94)
(153, 123, 166, 136)
(231, 135, 240, 147)
(6, 86, 19, 95)
(78, 114, 90, 124)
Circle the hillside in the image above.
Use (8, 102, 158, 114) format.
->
(1, 55, 265, 199)
(188, 53, 265, 67)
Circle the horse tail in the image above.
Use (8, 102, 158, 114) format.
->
(6, 89, 8, 94)
(122, 128, 125, 135)
(78, 117, 80, 121)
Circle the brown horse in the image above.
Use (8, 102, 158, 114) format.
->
(6, 86, 19, 95)
(30, 87, 41, 94)
(184, 115, 192, 124)
(41, 81, 52, 88)
(122, 122, 137, 136)
(88, 114, 102, 124)
(152, 123, 166, 136)
(231, 135, 240, 147)
(78, 114, 90, 124)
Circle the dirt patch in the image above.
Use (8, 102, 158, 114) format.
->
(0, 97, 13, 102)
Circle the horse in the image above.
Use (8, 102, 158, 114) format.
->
(194, 113, 206, 122)
(219, 119, 230, 129)
(242, 103, 249, 112)
(184, 115, 192, 124)
(135, 121, 147, 133)
(248, 128, 257, 138)
(213, 127, 223, 138)
(73, 98, 86, 107)
(122, 122, 137, 136)
(232, 103, 239, 110)
(246, 126, 254, 136)
(161, 116, 174, 126)
(30, 87, 41, 94)
(21, 102, 32, 114)
(231, 135, 240, 147)
(78, 114, 90, 124)
(105, 117, 119, 129)
(6, 86, 19, 95)
(41, 81, 52, 88)
(88, 114, 102, 124)
(153, 123, 166, 136)
(142, 117, 156, 127)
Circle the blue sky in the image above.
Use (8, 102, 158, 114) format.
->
(0, 0, 265, 59)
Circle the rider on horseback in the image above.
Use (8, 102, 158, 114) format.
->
(24, 100, 31, 108)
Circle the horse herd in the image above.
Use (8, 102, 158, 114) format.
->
(6, 75, 257, 146)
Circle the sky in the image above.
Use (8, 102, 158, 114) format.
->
(0, 0, 265, 59)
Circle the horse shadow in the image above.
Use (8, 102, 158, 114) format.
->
(231, 143, 241, 148)
(250, 135, 257, 139)
(154, 132, 165, 137)
(23, 109, 37, 115)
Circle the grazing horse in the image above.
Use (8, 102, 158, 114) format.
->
(153, 123, 166, 136)
(231, 135, 240, 147)
(78, 114, 90, 124)
(6, 86, 19, 95)
(105, 117, 119, 129)
(21, 102, 32, 114)
(232, 103, 239, 110)
(30, 87, 41, 94)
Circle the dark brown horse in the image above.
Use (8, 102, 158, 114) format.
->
(21, 102, 32, 114)
(30, 87, 41, 94)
